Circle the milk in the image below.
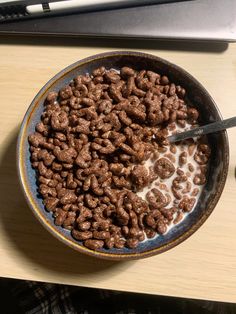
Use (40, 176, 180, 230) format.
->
(136, 123, 204, 238)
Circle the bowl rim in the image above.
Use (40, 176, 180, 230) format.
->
(17, 50, 229, 260)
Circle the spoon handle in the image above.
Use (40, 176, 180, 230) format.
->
(168, 116, 236, 143)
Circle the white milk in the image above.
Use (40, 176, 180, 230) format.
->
(136, 123, 205, 239)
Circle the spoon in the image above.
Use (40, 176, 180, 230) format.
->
(168, 116, 236, 143)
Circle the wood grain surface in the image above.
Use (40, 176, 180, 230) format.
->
(0, 36, 235, 303)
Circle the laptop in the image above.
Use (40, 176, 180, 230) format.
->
(0, 0, 236, 42)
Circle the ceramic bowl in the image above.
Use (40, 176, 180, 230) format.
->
(17, 51, 229, 260)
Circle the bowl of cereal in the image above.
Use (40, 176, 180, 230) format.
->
(17, 51, 229, 260)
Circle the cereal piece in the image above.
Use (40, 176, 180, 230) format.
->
(51, 111, 69, 131)
(131, 165, 149, 190)
(160, 75, 169, 85)
(28, 132, 45, 148)
(53, 147, 77, 164)
(78, 221, 91, 231)
(176, 168, 185, 176)
(59, 85, 73, 99)
(177, 119, 186, 128)
(188, 142, 196, 156)
(187, 108, 199, 123)
(188, 163, 195, 172)
(84, 194, 99, 209)
(46, 91, 58, 103)
(146, 188, 168, 209)
(193, 173, 206, 185)
(105, 237, 115, 249)
(92, 66, 106, 77)
(116, 206, 129, 226)
(159, 183, 168, 192)
(44, 197, 59, 211)
(172, 187, 182, 200)
(154, 157, 175, 179)
(170, 144, 177, 154)
(126, 238, 139, 249)
(178, 196, 196, 212)
(191, 188, 200, 197)
(179, 152, 187, 166)
(156, 221, 167, 235)
(114, 237, 126, 249)
(98, 99, 112, 114)
(194, 144, 211, 165)
(54, 209, 67, 226)
(173, 212, 184, 224)
(151, 151, 160, 162)
(145, 214, 157, 228)
(164, 153, 176, 163)
(84, 239, 104, 250)
(182, 181, 192, 194)
(93, 231, 110, 240)
(160, 207, 177, 221)
(144, 227, 156, 239)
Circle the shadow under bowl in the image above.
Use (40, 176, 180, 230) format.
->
(17, 51, 229, 260)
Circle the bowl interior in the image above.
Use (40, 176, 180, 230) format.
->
(18, 52, 229, 260)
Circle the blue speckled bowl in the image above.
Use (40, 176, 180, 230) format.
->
(17, 51, 229, 260)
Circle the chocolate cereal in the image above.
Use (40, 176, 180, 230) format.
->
(28, 67, 211, 250)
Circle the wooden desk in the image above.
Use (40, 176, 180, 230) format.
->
(0, 37, 236, 303)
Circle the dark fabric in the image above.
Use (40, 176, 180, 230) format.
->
(1, 278, 236, 314)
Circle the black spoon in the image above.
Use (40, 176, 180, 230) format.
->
(168, 116, 236, 143)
